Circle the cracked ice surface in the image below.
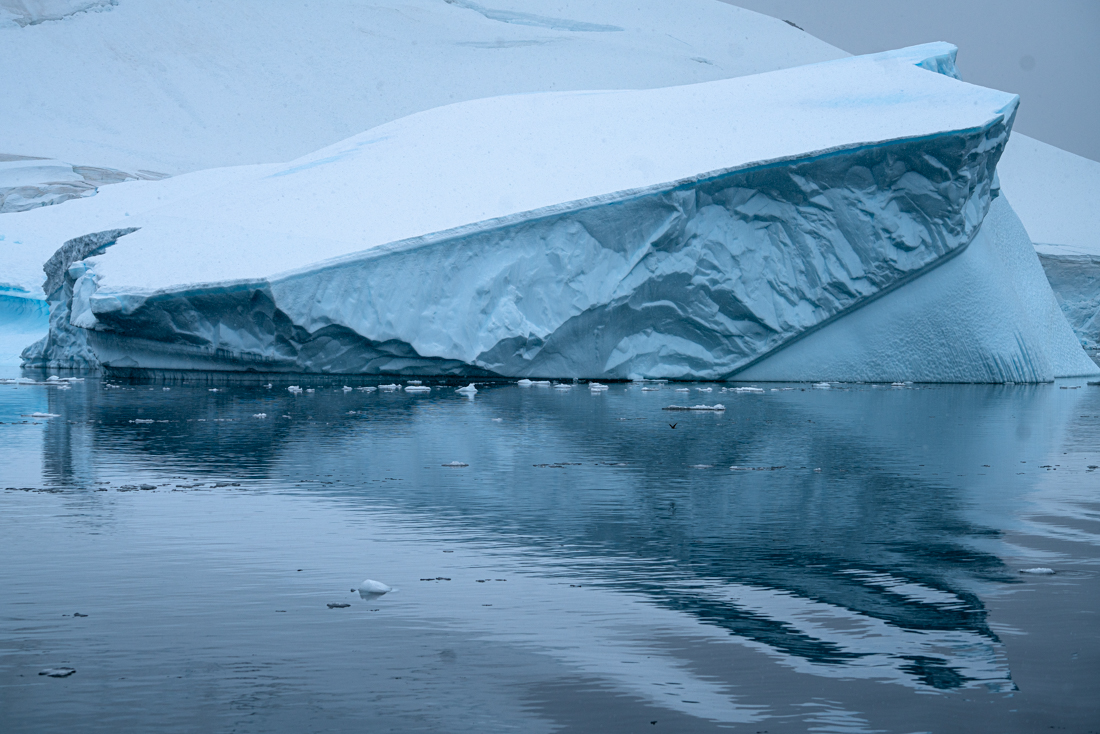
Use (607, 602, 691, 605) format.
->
(21, 44, 1093, 380)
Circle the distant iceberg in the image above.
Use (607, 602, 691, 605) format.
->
(20, 43, 1095, 382)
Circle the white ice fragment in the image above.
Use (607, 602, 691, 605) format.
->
(731, 386, 765, 393)
(130, 418, 153, 423)
(531, 381, 552, 387)
(517, 379, 533, 386)
(208, 388, 219, 392)
(442, 461, 469, 467)
(47, 375, 60, 381)
(162, 387, 170, 391)
(264, 383, 273, 389)
(252, 413, 267, 418)
(641, 386, 660, 391)
(406, 380, 422, 385)
(674, 388, 690, 393)
(26, 412, 60, 418)
(287, 385, 302, 393)
(491, 418, 503, 422)
(812, 382, 831, 389)
(379, 384, 399, 391)
(588, 383, 608, 391)
(38, 668, 76, 678)
(1019, 567, 1055, 575)
(305, 388, 315, 393)
(342, 386, 352, 392)
(696, 387, 712, 392)
(358, 579, 393, 597)
(405, 385, 431, 393)
(663, 404, 726, 411)
(553, 383, 573, 390)
(357, 386, 377, 392)
(456, 383, 478, 395)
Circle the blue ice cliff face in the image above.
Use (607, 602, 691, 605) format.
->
(20, 45, 1099, 381)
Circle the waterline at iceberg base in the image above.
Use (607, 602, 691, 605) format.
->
(20, 45, 1099, 382)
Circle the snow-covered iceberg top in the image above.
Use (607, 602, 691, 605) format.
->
(74, 43, 1014, 295)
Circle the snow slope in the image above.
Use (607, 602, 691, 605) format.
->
(0, 0, 845, 174)
(23, 44, 1092, 382)
(995, 133, 1100, 349)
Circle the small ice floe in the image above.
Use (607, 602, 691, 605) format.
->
(553, 383, 572, 390)
(491, 417, 503, 422)
(406, 380, 422, 385)
(730, 386, 764, 393)
(379, 384, 399, 391)
(405, 385, 431, 393)
(357, 386, 377, 392)
(342, 386, 353, 392)
(208, 388, 220, 392)
(287, 385, 303, 394)
(358, 579, 393, 597)
(730, 465, 786, 471)
(663, 404, 726, 411)
(588, 383, 608, 391)
(689, 464, 714, 469)
(130, 418, 154, 424)
(517, 379, 533, 386)
(252, 413, 267, 419)
(38, 667, 75, 678)
(162, 387, 171, 391)
(531, 380, 552, 387)
(442, 461, 469, 467)
(641, 386, 660, 391)
(891, 382, 906, 387)
(1019, 567, 1056, 575)
(696, 387, 713, 392)
(264, 383, 273, 389)
(25, 412, 60, 418)
(812, 382, 831, 389)
(674, 387, 690, 393)
(456, 384, 478, 395)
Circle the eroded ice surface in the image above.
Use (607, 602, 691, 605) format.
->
(22, 44, 1064, 382)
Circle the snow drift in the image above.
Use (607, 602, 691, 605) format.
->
(21, 43, 1095, 381)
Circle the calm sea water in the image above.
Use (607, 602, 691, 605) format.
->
(1, 375, 1098, 733)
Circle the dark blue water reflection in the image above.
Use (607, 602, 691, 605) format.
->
(2, 376, 1098, 733)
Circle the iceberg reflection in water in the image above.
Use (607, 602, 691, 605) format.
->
(1, 376, 1098, 732)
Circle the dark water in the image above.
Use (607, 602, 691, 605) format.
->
(1, 376, 1098, 733)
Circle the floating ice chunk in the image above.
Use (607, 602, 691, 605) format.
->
(342, 386, 353, 392)
(130, 418, 153, 423)
(531, 381, 552, 387)
(264, 383, 273, 389)
(696, 387, 712, 392)
(641, 386, 660, 391)
(663, 404, 726, 411)
(674, 388, 690, 393)
(406, 380, 422, 385)
(305, 388, 315, 393)
(287, 385, 302, 393)
(517, 379, 533, 386)
(456, 383, 478, 395)
(47, 375, 59, 381)
(358, 579, 393, 596)
(588, 383, 608, 391)
(442, 461, 469, 467)
(38, 668, 76, 678)
(357, 386, 377, 392)
(1019, 567, 1055, 575)
(252, 413, 267, 418)
(491, 417, 503, 422)
(26, 412, 60, 418)
(812, 382, 831, 389)
(405, 385, 431, 393)
(731, 386, 765, 393)
(379, 384, 399, 391)
(553, 383, 572, 390)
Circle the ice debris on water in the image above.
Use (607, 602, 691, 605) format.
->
(39, 668, 76, 678)
(641, 386, 660, 391)
(663, 404, 726, 411)
(357, 386, 376, 392)
(252, 413, 267, 418)
(813, 382, 831, 389)
(729, 386, 764, 393)
(379, 384, 398, 391)
(1019, 567, 1056, 575)
(358, 579, 393, 596)
(517, 379, 532, 386)
(674, 388, 690, 393)
(588, 382, 608, 391)
(26, 412, 60, 418)
(456, 383, 478, 395)
(406, 380, 422, 385)
(287, 385, 302, 394)
(342, 386, 352, 392)
(405, 385, 431, 393)
(442, 461, 469, 467)
(696, 387, 713, 392)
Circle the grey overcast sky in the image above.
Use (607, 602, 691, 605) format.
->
(725, 0, 1100, 162)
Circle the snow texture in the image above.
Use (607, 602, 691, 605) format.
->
(0, 0, 844, 175)
(24, 43, 1080, 384)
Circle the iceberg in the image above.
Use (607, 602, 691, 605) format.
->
(995, 134, 1100, 352)
(22, 43, 1096, 382)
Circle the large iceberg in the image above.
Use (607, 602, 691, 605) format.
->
(17, 44, 1096, 381)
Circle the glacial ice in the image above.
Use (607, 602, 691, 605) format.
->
(996, 134, 1100, 350)
(25, 44, 1070, 383)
